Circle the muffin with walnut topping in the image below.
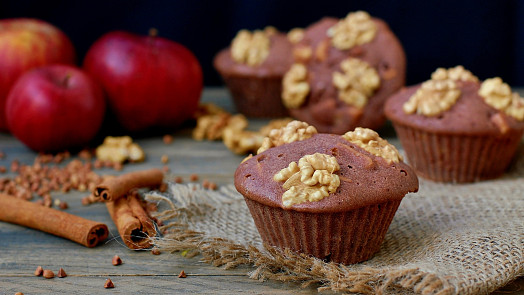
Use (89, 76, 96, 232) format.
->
(281, 11, 406, 134)
(234, 121, 418, 264)
(385, 66, 524, 183)
(214, 27, 294, 117)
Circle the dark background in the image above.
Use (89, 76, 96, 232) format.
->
(1, 0, 523, 87)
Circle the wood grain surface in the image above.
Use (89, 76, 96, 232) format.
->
(0, 88, 522, 294)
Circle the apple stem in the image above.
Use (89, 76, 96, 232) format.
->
(149, 28, 158, 37)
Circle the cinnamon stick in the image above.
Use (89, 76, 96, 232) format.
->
(94, 168, 164, 202)
(0, 193, 108, 247)
(106, 190, 156, 249)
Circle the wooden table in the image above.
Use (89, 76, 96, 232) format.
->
(0, 88, 522, 294)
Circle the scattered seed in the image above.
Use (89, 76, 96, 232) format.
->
(208, 182, 218, 190)
(34, 266, 43, 276)
(58, 201, 69, 210)
(202, 179, 209, 189)
(43, 269, 54, 279)
(112, 255, 122, 266)
(189, 173, 198, 181)
(104, 278, 115, 288)
(0, 166, 6, 173)
(81, 196, 91, 206)
(161, 155, 169, 164)
(174, 176, 183, 183)
(162, 134, 174, 144)
(57, 267, 67, 278)
(178, 270, 187, 278)
(15, 292, 24, 295)
(151, 247, 161, 255)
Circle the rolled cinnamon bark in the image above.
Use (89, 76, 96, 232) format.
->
(106, 190, 156, 249)
(0, 193, 108, 247)
(94, 168, 164, 202)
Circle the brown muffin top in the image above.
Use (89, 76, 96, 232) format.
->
(385, 69, 524, 136)
(234, 132, 418, 213)
(282, 13, 406, 134)
(213, 29, 293, 78)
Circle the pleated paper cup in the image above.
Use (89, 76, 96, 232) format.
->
(244, 198, 401, 265)
(222, 76, 289, 118)
(392, 123, 523, 183)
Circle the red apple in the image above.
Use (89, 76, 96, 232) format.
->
(6, 65, 105, 152)
(83, 30, 203, 132)
(0, 18, 76, 131)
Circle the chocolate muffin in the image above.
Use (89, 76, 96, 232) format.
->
(214, 27, 293, 117)
(281, 11, 406, 134)
(235, 121, 418, 264)
(385, 66, 524, 183)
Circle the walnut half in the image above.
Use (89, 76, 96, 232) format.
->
(231, 29, 270, 66)
(479, 77, 524, 121)
(257, 120, 317, 154)
(282, 64, 310, 109)
(274, 153, 340, 207)
(328, 11, 377, 50)
(333, 58, 380, 108)
(95, 136, 145, 164)
(342, 127, 402, 163)
(403, 67, 468, 116)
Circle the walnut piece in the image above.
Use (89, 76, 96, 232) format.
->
(231, 29, 270, 66)
(259, 118, 294, 136)
(479, 77, 524, 121)
(274, 153, 340, 207)
(333, 58, 380, 108)
(328, 11, 377, 50)
(287, 28, 305, 44)
(222, 127, 265, 155)
(342, 127, 402, 163)
(257, 120, 317, 154)
(193, 106, 248, 141)
(95, 136, 145, 164)
(403, 67, 468, 116)
(431, 65, 479, 83)
(282, 64, 310, 108)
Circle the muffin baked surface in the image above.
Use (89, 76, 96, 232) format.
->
(384, 66, 524, 182)
(282, 12, 406, 134)
(385, 81, 524, 136)
(235, 133, 418, 213)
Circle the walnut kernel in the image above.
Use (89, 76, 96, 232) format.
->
(282, 64, 310, 109)
(328, 11, 377, 50)
(274, 153, 340, 207)
(333, 58, 380, 108)
(431, 65, 479, 82)
(222, 127, 265, 155)
(257, 120, 317, 154)
(287, 28, 305, 44)
(343, 127, 402, 163)
(403, 68, 462, 116)
(231, 29, 270, 66)
(479, 77, 524, 121)
(95, 136, 145, 164)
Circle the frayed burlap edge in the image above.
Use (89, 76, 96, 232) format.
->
(146, 188, 456, 295)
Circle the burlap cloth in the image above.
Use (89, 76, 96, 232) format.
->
(147, 146, 524, 295)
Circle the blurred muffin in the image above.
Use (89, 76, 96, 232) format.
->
(235, 121, 418, 264)
(281, 11, 406, 134)
(385, 66, 524, 182)
(214, 27, 293, 117)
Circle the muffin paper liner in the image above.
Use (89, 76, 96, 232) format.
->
(393, 123, 523, 183)
(244, 198, 402, 265)
(222, 76, 289, 118)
